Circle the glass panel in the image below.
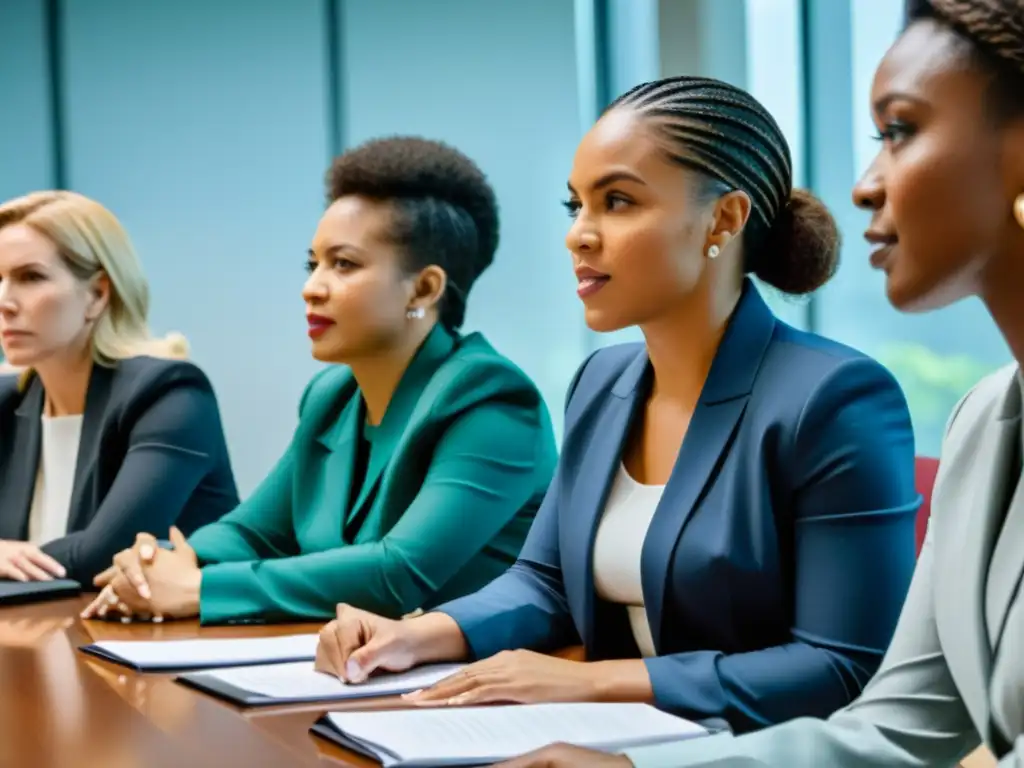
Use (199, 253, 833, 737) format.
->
(816, 0, 1009, 456)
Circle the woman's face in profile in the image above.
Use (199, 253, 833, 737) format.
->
(0, 224, 100, 367)
(854, 18, 1024, 312)
(304, 195, 417, 363)
(564, 108, 714, 333)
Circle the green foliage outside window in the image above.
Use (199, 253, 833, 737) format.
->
(877, 342, 997, 457)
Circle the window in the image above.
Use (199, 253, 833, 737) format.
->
(813, 0, 1010, 456)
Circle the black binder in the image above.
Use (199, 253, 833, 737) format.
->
(0, 578, 81, 606)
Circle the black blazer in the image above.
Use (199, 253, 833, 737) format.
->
(0, 357, 239, 583)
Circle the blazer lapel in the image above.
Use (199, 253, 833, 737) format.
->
(561, 350, 647, 648)
(641, 281, 775, 651)
(942, 375, 1020, 734)
(345, 326, 456, 538)
(983, 374, 1024, 689)
(314, 394, 360, 537)
(1, 378, 44, 540)
(65, 365, 114, 533)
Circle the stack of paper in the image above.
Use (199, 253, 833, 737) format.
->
(311, 702, 707, 766)
(178, 661, 465, 706)
(79, 633, 319, 671)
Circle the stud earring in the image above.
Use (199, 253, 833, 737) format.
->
(707, 244, 720, 260)
(1014, 193, 1024, 230)
(406, 307, 425, 320)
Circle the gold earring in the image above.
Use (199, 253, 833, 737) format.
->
(1014, 193, 1024, 230)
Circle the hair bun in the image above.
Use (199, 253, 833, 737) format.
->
(754, 188, 840, 295)
(162, 331, 190, 359)
(142, 331, 190, 360)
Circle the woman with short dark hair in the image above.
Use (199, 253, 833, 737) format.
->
(84, 136, 557, 625)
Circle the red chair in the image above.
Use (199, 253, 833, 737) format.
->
(914, 456, 940, 556)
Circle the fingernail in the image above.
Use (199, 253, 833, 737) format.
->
(106, 591, 118, 605)
(139, 584, 151, 599)
(345, 661, 361, 680)
(402, 689, 423, 700)
(140, 545, 154, 559)
(152, 615, 164, 624)
(120, 615, 132, 624)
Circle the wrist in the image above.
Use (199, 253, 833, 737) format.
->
(408, 612, 470, 664)
(181, 568, 202, 616)
(589, 659, 655, 703)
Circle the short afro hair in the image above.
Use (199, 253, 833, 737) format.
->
(327, 136, 499, 330)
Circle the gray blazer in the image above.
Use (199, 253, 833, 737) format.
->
(627, 363, 1024, 767)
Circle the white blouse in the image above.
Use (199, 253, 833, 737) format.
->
(28, 414, 83, 545)
(592, 462, 666, 657)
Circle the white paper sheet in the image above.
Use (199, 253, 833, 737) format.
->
(85, 633, 319, 670)
(198, 661, 465, 701)
(324, 702, 707, 767)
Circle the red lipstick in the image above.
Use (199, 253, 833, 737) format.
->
(307, 313, 334, 339)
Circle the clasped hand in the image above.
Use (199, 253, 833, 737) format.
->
(80, 526, 201, 622)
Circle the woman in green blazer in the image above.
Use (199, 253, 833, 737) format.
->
(83, 137, 557, 624)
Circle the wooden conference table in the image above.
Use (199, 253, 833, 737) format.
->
(0, 595, 478, 768)
(0, 596, 996, 768)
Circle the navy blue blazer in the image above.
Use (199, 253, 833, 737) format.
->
(438, 282, 920, 734)
(0, 357, 239, 584)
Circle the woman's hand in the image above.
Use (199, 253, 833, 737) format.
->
(82, 528, 200, 622)
(93, 532, 161, 598)
(315, 606, 468, 683)
(84, 532, 162, 620)
(403, 650, 607, 706)
(315, 604, 423, 682)
(0, 540, 66, 582)
(494, 744, 634, 768)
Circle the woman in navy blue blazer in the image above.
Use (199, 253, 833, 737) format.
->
(312, 77, 920, 734)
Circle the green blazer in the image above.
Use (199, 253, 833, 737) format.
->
(188, 326, 557, 624)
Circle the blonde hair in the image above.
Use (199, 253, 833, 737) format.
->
(0, 191, 188, 384)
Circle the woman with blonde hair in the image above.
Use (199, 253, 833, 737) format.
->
(0, 191, 238, 585)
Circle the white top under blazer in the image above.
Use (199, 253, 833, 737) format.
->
(592, 462, 666, 658)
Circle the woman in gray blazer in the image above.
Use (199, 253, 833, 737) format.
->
(499, 0, 1024, 766)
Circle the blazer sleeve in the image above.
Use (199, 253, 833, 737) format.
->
(186, 370, 342, 569)
(626, 521, 980, 767)
(642, 357, 920, 730)
(195, 396, 547, 624)
(187, 446, 298, 565)
(435, 353, 598, 660)
(41, 372, 227, 584)
(625, 373, 978, 768)
(186, 378, 326, 566)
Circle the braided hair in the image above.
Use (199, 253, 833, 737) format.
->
(907, 0, 1024, 120)
(327, 136, 498, 330)
(607, 76, 840, 296)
